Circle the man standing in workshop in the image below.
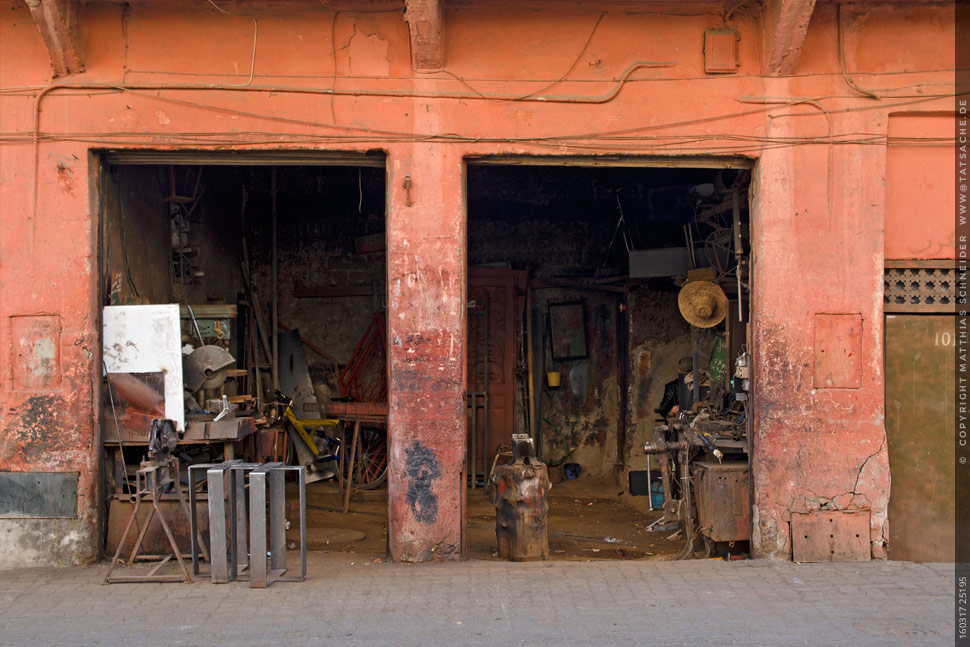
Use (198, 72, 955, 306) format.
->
(657, 357, 694, 420)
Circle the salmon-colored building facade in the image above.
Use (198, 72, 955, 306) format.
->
(0, 0, 958, 565)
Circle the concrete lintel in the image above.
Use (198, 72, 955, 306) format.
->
(762, 0, 816, 76)
(404, 0, 444, 71)
(26, 0, 84, 77)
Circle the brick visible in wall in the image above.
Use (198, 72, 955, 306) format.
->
(10, 315, 61, 390)
(813, 313, 862, 389)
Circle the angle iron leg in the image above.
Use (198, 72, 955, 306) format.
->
(249, 468, 269, 588)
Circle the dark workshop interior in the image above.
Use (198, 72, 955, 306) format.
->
(99, 158, 753, 570)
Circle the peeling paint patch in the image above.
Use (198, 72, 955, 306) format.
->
(345, 25, 390, 77)
(55, 162, 74, 195)
(11, 315, 61, 390)
(5, 395, 70, 461)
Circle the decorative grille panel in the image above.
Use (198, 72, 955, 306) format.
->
(884, 264, 956, 313)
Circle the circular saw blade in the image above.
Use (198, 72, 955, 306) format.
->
(183, 344, 235, 391)
(201, 366, 230, 390)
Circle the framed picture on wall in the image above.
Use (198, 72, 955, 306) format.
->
(548, 300, 589, 361)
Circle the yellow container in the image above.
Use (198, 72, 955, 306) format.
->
(546, 371, 561, 388)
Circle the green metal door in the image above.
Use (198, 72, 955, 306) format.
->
(885, 314, 955, 562)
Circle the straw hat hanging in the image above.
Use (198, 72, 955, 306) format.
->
(677, 280, 728, 328)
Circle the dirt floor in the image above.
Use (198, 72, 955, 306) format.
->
(286, 476, 687, 562)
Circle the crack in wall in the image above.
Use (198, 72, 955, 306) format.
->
(852, 434, 887, 495)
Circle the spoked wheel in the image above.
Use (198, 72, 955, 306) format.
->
(346, 426, 388, 490)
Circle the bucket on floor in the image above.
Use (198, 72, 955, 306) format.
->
(548, 463, 563, 483)
(563, 462, 581, 480)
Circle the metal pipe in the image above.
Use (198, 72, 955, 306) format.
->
(271, 168, 279, 390)
(482, 291, 489, 487)
(186, 305, 203, 345)
(250, 299, 261, 409)
(732, 188, 743, 321)
(616, 295, 627, 472)
(470, 388, 477, 489)
(525, 285, 537, 458)
(646, 453, 653, 511)
(536, 311, 547, 463)
(692, 329, 701, 404)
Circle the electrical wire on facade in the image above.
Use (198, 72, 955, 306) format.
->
(5, 74, 960, 244)
(4, 82, 959, 147)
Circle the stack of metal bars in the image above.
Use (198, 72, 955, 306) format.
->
(188, 461, 306, 588)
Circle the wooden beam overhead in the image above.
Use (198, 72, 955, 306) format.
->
(404, 0, 444, 71)
(25, 0, 84, 77)
(762, 0, 817, 76)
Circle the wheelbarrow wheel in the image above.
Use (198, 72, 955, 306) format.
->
(346, 426, 388, 490)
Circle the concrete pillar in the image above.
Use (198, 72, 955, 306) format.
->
(749, 96, 889, 560)
(385, 145, 466, 561)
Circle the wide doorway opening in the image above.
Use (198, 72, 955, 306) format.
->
(98, 155, 391, 568)
(464, 160, 753, 561)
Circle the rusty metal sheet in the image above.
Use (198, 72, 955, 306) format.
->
(791, 511, 870, 562)
(0, 472, 77, 518)
(182, 417, 257, 441)
(278, 329, 317, 419)
(813, 313, 863, 388)
(693, 461, 750, 542)
(105, 497, 205, 556)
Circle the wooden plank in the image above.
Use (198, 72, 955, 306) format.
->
(884, 303, 956, 314)
(531, 279, 628, 294)
(179, 305, 237, 318)
(465, 155, 752, 169)
(884, 259, 956, 268)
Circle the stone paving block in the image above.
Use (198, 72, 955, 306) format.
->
(0, 558, 956, 647)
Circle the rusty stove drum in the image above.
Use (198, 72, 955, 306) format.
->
(492, 434, 552, 561)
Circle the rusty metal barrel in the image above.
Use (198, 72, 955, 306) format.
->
(492, 434, 551, 561)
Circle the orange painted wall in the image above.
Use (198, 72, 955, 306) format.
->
(0, 0, 956, 564)
(885, 114, 955, 259)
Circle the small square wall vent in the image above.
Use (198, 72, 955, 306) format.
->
(704, 29, 739, 74)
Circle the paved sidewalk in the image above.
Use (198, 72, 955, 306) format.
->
(0, 556, 954, 647)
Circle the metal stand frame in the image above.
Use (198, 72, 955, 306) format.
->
(188, 459, 259, 583)
(104, 457, 193, 584)
(188, 461, 306, 588)
(249, 463, 307, 588)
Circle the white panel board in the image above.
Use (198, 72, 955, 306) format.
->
(103, 305, 184, 431)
